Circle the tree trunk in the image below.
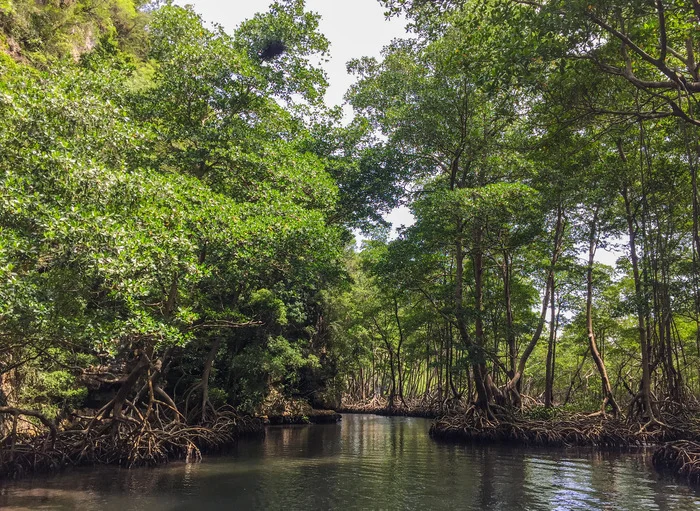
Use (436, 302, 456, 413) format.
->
(470, 223, 492, 413)
(200, 338, 222, 424)
(563, 346, 590, 406)
(586, 208, 621, 417)
(621, 178, 655, 419)
(503, 252, 517, 379)
(393, 296, 407, 406)
(505, 206, 564, 402)
(544, 276, 557, 408)
(110, 354, 150, 420)
(373, 317, 396, 408)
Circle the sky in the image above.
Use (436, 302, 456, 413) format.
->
(181, 0, 415, 237)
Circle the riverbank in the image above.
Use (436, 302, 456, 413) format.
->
(429, 410, 700, 448)
(265, 408, 342, 425)
(7, 403, 700, 486)
(339, 406, 700, 485)
(0, 411, 264, 480)
(0, 398, 342, 480)
(258, 391, 342, 425)
(4, 413, 698, 510)
(337, 398, 441, 418)
(337, 405, 439, 418)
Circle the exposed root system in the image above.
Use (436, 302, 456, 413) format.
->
(653, 441, 700, 484)
(338, 397, 441, 419)
(430, 408, 700, 448)
(0, 410, 263, 479)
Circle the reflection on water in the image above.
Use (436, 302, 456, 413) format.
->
(1, 414, 699, 510)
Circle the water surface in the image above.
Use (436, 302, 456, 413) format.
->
(1, 414, 699, 510)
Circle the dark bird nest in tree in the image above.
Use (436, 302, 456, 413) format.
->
(259, 40, 287, 61)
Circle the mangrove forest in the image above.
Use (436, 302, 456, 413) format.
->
(3, 0, 700, 500)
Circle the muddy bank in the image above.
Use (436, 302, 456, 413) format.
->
(337, 396, 445, 419)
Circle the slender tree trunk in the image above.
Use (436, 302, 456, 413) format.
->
(552, 298, 561, 401)
(393, 297, 407, 406)
(544, 277, 557, 408)
(621, 178, 655, 419)
(425, 323, 432, 397)
(505, 206, 564, 401)
(503, 252, 516, 379)
(109, 354, 150, 420)
(200, 337, 222, 423)
(133, 347, 174, 407)
(449, 336, 460, 399)
(471, 224, 492, 413)
(586, 209, 621, 417)
(373, 317, 396, 407)
(437, 324, 444, 402)
(388, 349, 396, 406)
(662, 274, 683, 402)
(454, 219, 490, 410)
(360, 367, 366, 401)
(563, 346, 590, 406)
(691, 135, 700, 393)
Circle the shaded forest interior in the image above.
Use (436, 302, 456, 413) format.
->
(2, 0, 700, 482)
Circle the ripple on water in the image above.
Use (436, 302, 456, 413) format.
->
(2, 415, 700, 510)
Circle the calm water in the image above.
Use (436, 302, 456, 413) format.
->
(1, 414, 699, 510)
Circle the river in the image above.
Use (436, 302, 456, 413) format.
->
(1, 414, 699, 510)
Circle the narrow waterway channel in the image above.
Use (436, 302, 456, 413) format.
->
(1, 414, 699, 510)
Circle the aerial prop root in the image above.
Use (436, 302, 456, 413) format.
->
(429, 408, 699, 447)
(0, 399, 263, 479)
(653, 440, 700, 483)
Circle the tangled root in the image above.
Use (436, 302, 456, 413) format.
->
(0, 409, 263, 479)
(653, 441, 700, 483)
(337, 396, 457, 419)
(430, 409, 700, 448)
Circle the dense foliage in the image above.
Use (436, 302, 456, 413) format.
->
(0, 0, 363, 428)
(333, 0, 700, 421)
(2, 0, 700, 451)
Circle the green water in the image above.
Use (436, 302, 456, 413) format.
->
(1, 414, 699, 510)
